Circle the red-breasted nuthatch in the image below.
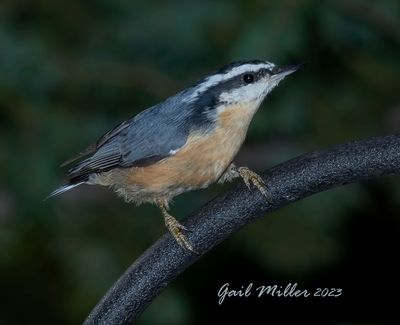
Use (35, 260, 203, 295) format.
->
(48, 60, 299, 253)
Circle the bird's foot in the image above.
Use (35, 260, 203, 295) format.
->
(163, 212, 198, 254)
(237, 167, 269, 199)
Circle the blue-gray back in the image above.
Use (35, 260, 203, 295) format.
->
(66, 87, 215, 181)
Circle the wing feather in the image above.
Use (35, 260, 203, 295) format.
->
(65, 107, 190, 181)
(64, 90, 210, 182)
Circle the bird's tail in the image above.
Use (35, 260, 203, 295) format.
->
(44, 182, 85, 201)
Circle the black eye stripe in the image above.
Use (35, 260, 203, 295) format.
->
(242, 68, 272, 84)
(255, 68, 272, 77)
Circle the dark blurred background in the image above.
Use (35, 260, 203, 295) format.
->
(0, 0, 399, 324)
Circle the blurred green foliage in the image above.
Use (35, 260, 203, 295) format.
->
(0, 0, 399, 324)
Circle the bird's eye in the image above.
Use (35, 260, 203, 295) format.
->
(243, 73, 255, 84)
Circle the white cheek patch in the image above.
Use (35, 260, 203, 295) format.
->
(218, 82, 265, 104)
(218, 74, 289, 106)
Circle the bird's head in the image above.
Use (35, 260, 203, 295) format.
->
(187, 60, 299, 113)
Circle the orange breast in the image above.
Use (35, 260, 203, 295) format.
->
(98, 102, 258, 199)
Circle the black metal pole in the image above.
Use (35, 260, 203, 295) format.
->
(84, 134, 400, 325)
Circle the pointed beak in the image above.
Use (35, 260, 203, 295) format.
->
(270, 63, 302, 77)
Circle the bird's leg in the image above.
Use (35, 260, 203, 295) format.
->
(157, 200, 197, 253)
(220, 164, 269, 198)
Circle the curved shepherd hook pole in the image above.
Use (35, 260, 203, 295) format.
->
(84, 134, 400, 325)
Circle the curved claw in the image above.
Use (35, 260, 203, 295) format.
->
(163, 213, 198, 254)
(238, 167, 269, 199)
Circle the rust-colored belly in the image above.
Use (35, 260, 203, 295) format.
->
(96, 102, 257, 202)
(127, 132, 238, 193)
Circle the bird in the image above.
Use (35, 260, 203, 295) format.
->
(47, 59, 299, 253)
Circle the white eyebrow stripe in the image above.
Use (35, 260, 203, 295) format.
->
(185, 62, 275, 103)
(217, 62, 274, 80)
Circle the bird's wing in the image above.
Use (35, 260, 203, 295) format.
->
(66, 106, 191, 181)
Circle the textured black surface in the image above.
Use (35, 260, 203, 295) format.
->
(84, 134, 400, 325)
